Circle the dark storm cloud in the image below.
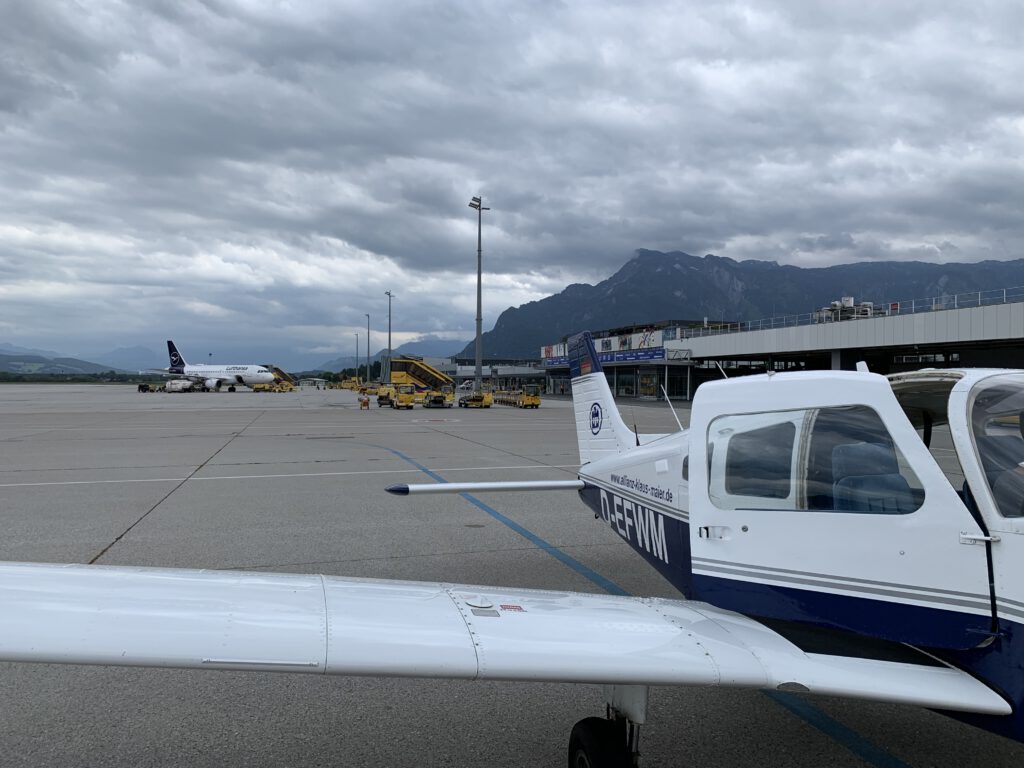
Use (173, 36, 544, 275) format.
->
(1, 0, 1022, 363)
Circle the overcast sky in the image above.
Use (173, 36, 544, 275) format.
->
(2, 1, 1022, 367)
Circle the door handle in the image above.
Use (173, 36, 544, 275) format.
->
(698, 526, 731, 540)
(959, 532, 1001, 545)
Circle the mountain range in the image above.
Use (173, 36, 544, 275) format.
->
(0, 343, 69, 359)
(6, 251, 1023, 371)
(0, 337, 470, 376)
(0, 353, 118, 375)
(462, 250, 1024, 359)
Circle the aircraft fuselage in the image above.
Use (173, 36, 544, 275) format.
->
(573, 365, 1024, 742)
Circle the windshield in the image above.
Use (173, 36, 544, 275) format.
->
(969, 374, 1024, 518)
(891, 375, 966, 493)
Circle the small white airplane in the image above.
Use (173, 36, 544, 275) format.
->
(157, 340, 275, 391)
(3, 331, 1024, 766)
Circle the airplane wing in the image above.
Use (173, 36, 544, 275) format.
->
(0, 562, 1008, 716)
(142, 369, 202, 381)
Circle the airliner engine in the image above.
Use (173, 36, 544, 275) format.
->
(204, 378, 221, 391)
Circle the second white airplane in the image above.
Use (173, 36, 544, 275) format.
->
(163, 340, 275, 391)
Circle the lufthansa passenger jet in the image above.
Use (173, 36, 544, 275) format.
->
(161, 340, 275, 391)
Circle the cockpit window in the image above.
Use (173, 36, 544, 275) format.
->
(804, 405, 923, 513)
(969, 375, 1024, 518)
(709, 405, 923, 513)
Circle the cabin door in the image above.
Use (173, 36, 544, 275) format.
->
(953, 373, 1024, 637)
(687, 373, 994, 650)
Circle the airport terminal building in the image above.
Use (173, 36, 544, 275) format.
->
(542, 322, 696, 399)
(541, 286, 1024, 400)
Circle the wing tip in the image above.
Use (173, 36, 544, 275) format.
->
(386, 484, 410, 496)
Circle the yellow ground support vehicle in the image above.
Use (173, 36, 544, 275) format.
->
(253, 382, 295, 393)
(359, 384, 379, 396)
(422, 384, 455, 408)
(268, 366, 296, 386)
(390, 356, 452, 393)
(376, 385, 395, 407)
(392, 384, 416, 409)
(253, 366, 297, 393)
(493, 385, 541, 408)
(458, 390, 493, 408)
(338, 377, 362, 391)
(517, 384, 542, 408)
(386, 356, 456, 408)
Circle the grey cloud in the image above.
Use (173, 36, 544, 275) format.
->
(797, 233, 857, 252)
(2, 0, 1023, 362)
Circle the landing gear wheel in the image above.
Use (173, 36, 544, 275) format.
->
(228, 386, 236, 392)
(567, 717, 629, 768)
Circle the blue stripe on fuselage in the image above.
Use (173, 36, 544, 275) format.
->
(579, 483, 694, 598)
(580, 480, 1024, 740)
(584, 478, 998, 648)
(692, 572, 991, 650)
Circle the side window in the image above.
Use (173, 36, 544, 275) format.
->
(709, 406, 923, 514)
(806, 405, 923, 514)
(708, 413, 800, 510)
(725, 422, 795, 498)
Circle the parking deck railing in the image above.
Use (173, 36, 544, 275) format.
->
(679, 286, 1024, 339)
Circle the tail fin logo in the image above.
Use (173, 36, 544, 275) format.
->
(590, 403, 603, 435)
(166, 340, 185, 372)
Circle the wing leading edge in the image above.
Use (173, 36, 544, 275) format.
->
(0, 562, 1009, 715)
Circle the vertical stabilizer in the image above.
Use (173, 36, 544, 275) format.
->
(167, 340, 186, 373)
(569, 332, 637, 465)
